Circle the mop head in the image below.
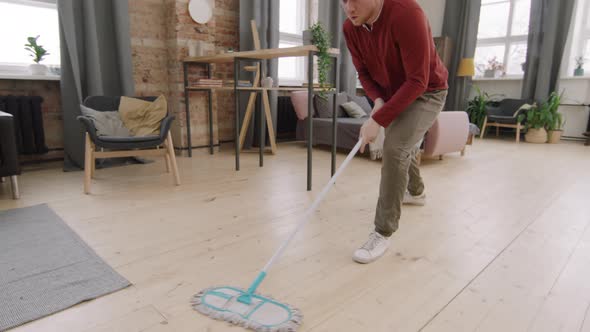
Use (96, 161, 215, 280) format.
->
(192, 286, 302, 332)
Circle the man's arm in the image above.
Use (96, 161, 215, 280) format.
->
(371, 8, 431, 128)
(343, 27, 385, 105)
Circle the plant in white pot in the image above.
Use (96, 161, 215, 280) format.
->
(574, 56, 585, 76)
(518, 103, 550, 143)
(545, 91, 565, 143)
(25, 35, 49, 75)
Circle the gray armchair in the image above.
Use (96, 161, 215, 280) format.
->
(481, 98, 532, 143)
(0, 111, 20, 199)
(77, 96, 180, 194)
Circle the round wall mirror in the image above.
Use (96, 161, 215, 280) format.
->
(188, 0, 212, 24)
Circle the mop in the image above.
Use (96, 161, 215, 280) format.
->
(192, 139, 364, 332)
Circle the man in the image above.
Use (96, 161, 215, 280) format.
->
(341, 0, 449, 263)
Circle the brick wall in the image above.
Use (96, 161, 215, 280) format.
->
(0, 0, 239, 156)
(0, 80, 62, 150)
(130, 0, 239, 153)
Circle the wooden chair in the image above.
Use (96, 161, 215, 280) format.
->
(238, 20, 277, 154)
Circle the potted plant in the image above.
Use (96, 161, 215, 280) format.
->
(484, 56, 504, 78)
(518, 103, 551, 143)
(309, 22, 331, 96)
(24, 35, 49, 75)
(574, 56, 585, 76)
(545, 91, 565, 143)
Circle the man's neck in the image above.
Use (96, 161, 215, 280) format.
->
(365, 0, 384, 28)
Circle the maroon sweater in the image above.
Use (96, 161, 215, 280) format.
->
(343, 0, 448, 128)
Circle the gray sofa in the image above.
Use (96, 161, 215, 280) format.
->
(296, 92, 373, 150)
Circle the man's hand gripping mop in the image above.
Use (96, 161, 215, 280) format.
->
(192, 139, 364, 332)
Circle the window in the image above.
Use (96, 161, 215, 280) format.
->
(0, 0, 60, 74)
(563, 0, 590, 76)
(278, 0, 309, 85)
(474, 0, 531, 78)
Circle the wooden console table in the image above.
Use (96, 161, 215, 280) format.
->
(183, 45, 340, 190)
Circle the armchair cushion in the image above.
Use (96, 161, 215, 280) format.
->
(80, 104, 131, 137)
(119, 94, 167, 136)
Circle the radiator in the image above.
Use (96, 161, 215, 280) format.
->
(0, 95, 48, 154)
(276, 95, 298, 140)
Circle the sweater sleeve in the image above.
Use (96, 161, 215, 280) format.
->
(343, 25, 384, 103)
(371, 8, 431, 128)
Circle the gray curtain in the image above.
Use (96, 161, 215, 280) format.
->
(521, 0, 575, 102)
(239, 0, 279, 149)
(58, 0, 135, 170)
(442, 0, 481, 111)
(318, 1, 356, 96)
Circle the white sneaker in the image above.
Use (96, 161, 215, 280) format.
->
(403, 190, 426, 206)
(352, 232, 391, 264)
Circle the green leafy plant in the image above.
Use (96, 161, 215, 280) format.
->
(518, 90, 565, 131)
(545, 90, 565, 131)
(24, 35, 49, 64)
(518, 104, 550, 130)
(310, 22, 331, 97)
(465, 85, 497, 130)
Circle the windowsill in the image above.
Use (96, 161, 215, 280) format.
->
(560, 76, 590, 81)
(473, 76, 523, 81)
(472, 76, 590, 82)
(0, 73, 60, 81)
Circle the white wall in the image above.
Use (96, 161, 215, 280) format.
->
(417, 0, 446, 37)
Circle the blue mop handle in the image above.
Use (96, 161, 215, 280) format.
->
(244, 139, 363, 296)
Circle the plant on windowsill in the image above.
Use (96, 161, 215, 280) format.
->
(483, 56, 505, 78)
(24, 35, 50, 76)
(574, 56, 585, 76)
(309, 22, 332, 97)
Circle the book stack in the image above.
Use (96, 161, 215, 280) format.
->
(194, 78, 223, 87)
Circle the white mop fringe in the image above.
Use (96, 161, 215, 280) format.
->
(191, 287, 303, 332)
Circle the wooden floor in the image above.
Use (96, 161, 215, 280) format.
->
(1, 138, 590, 332)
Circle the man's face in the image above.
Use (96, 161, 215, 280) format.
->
(341, 0, 380, 26)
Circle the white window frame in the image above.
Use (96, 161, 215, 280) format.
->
(0, 0, 59, 78)
(278, 0, 314, 86)
(475, 0, 529, 79)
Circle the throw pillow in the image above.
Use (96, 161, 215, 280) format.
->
(313, 93, 347, 118)
(80, 104, 131, 137)
(340, 101, 368, 118)
(119, 95, 167, 136)
(347, 94, 373, 116)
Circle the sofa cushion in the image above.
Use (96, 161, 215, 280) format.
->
(313, 93, 347, 118)
(347, 95, 373, 116)
(80, 104, 132, 137)
(340, 101, 368, 118)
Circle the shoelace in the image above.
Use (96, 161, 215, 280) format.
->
(361, 232, 384, 251)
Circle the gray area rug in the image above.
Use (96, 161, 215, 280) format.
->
(0, 204, 131, 331)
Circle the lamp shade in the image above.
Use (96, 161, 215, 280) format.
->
(457, 58, 475, 77)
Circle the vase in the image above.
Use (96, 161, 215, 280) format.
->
(525, 128, 548, 143)
(29, 64, 47, 75)
(302, 30, 312, 45)
(574, 67, 584, 76)
(484, 69, 495, 78)
(547, 130, 562, 144)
